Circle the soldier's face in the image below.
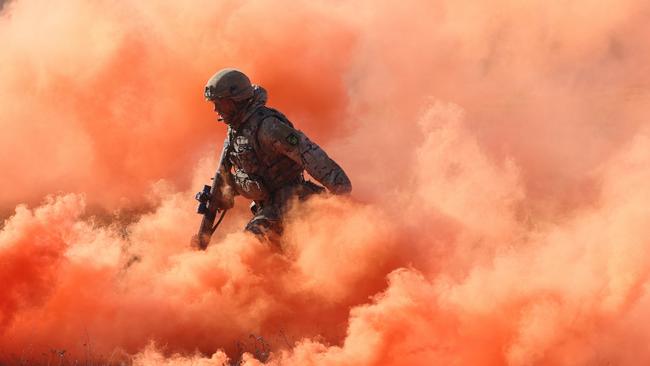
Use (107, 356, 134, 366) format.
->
(212, 98, 237, 123)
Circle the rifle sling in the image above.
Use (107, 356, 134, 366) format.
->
(210, 209, 228, 234)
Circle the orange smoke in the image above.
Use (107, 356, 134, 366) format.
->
(2, 0, 650, 365)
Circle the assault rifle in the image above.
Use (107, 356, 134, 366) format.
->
(191, 142, 232, 250)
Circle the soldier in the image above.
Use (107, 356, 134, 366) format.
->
(200, 68, 351, 243)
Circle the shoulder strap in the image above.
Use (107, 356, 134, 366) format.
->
(250, 107, 295, 168)
(262, 107, 294, 128)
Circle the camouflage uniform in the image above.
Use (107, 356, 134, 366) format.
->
(205, 69, 351, 241)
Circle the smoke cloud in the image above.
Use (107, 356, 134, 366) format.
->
(1, 0, 650, 365)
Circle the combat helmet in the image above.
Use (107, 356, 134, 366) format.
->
(204, 68, 254, 102)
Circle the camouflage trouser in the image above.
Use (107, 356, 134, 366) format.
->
(245, 180, 324, 242)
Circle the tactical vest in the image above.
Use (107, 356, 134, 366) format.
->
(227, 107, 303, 195)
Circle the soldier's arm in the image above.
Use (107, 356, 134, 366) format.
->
(257, 117, 352, 194)
(216, 136, 237, 208)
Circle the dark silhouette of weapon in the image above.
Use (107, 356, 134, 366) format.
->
(192, 142, 231, 250)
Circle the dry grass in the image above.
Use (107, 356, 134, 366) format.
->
(1, 332, 286, 366)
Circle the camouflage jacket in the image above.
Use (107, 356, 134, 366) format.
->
(222, 87, 351, 201)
